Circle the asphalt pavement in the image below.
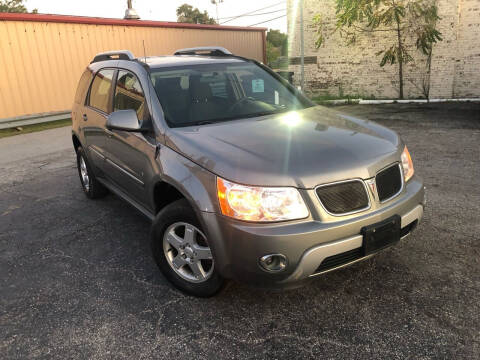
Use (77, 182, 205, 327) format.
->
(1, 103, 479, 359)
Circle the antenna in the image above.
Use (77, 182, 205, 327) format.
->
(211, 0, 224, 23)
(142, 40, 147, 62)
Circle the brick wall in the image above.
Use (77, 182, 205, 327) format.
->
(287, 0, 480, 99)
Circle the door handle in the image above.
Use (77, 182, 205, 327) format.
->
(82, 114, 88, 121)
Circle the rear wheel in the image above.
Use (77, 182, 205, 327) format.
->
(151, 199, 224, 297)
(76, 147, 108, 199)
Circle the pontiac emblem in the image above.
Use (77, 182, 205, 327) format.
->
(366, 179, 377, 197)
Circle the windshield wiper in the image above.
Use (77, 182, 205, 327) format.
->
(244, 109, 290, 118)
(173, 109, 291, 128)
(194, 121, 215, 126)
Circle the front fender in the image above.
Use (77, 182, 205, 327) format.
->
(151, 145, 219, 215)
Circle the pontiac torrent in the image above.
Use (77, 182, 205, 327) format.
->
(71, 47, 425, 297)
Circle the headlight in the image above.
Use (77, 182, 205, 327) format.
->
(401, 146, 414, 182)
(216, 177, 309, 222)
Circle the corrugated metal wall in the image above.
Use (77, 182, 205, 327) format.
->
(0, 14, 266, 119)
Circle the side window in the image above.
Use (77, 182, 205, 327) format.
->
(74, 69, 93, 105)
(88, 69, 115, 113)
(114, 70, 146, 121)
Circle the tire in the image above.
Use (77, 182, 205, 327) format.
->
(76, 146, 108, 199)
(151, 199, 224, 297)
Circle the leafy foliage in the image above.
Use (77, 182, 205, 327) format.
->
(0, 0, 28, 13)
(312, 14, 325, 49)
(267, 29, 288, 50)
(176, 4, 216, 25)
(266, 29, 288, 67)
(313, 0, 443, 98)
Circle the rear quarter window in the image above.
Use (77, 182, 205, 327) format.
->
(88, 69, 115, 113)
(74, 69, 93, 105)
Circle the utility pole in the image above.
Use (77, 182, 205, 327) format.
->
(211, 0, 224, 23)
(300, 0, 305, 91)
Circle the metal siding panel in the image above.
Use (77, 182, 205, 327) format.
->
(65, 23, 82, 99)
(9, 22, 25, 115)
(0, 23, 9, 117)
(56, 23, 72, 111)
(8, 22, 29, 117)
(54, 22, 72, 111)
(40, 22, 63, 109)
(28, 22, 48, 111)
(30, 21, 49, 112)
(5, 22, 24, 116)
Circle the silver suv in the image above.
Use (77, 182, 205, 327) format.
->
(72, 47, 425, 297)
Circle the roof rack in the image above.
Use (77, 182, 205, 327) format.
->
(173, 46, 232, 56)
(91, 50, 135, 63)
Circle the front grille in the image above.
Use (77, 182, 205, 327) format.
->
(316, 180, 369, 215)
(314, 247, 363, 273)
(376, 164, 402, 202)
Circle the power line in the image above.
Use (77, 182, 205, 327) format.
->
(220, 1, 283, 24)
(248, 14, 286, 27)
(218, 8, 286, 20)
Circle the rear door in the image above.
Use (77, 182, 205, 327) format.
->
(82, 69, 115, 171)
(72, 69, 93, 129)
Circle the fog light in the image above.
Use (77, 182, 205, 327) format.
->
(259, 254, 288, 273)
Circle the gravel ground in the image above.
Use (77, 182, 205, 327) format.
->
(1, 103, 479, 359)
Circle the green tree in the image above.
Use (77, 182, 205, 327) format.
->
(266, 29, 288, 67)
(267, 29, 287, 51)
(176, 4, 216, 25)
(0, 0, 36, 13)
(314, 0, 442, 99)
(266, 42, 281, 66)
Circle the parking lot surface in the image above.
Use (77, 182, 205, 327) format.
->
(1, 103, 479, 359)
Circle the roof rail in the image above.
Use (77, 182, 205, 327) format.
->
(91, 50, 135, 63)
(174, 46, 232, 56)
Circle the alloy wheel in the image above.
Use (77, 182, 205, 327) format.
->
(163, 222, 214, 283)
(79, 156, 90, 191)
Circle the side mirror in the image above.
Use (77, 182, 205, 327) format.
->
(106, 110, 142, 131)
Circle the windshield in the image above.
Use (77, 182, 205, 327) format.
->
(150, 61, 309, 127)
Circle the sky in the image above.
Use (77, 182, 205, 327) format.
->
(25, 0, 288, 32)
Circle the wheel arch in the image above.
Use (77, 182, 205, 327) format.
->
(151, 146, 218, 217)
(72, 131, 82, 152)
(153, 181, 187, 214)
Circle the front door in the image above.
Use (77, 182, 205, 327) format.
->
(102, 70, 155, 207)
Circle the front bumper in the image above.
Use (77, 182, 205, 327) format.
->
(200, 176, 425, 288)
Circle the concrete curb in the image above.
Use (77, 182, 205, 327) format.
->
(358, 98, 480, 105)
(0, 111, 71, 130)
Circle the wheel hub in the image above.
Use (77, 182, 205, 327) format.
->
(184, 246, 195, 259)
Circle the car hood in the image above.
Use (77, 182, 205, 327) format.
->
(165, 106, 402, 188)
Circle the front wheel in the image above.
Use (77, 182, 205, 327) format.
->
(151, 199, 224, 297)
